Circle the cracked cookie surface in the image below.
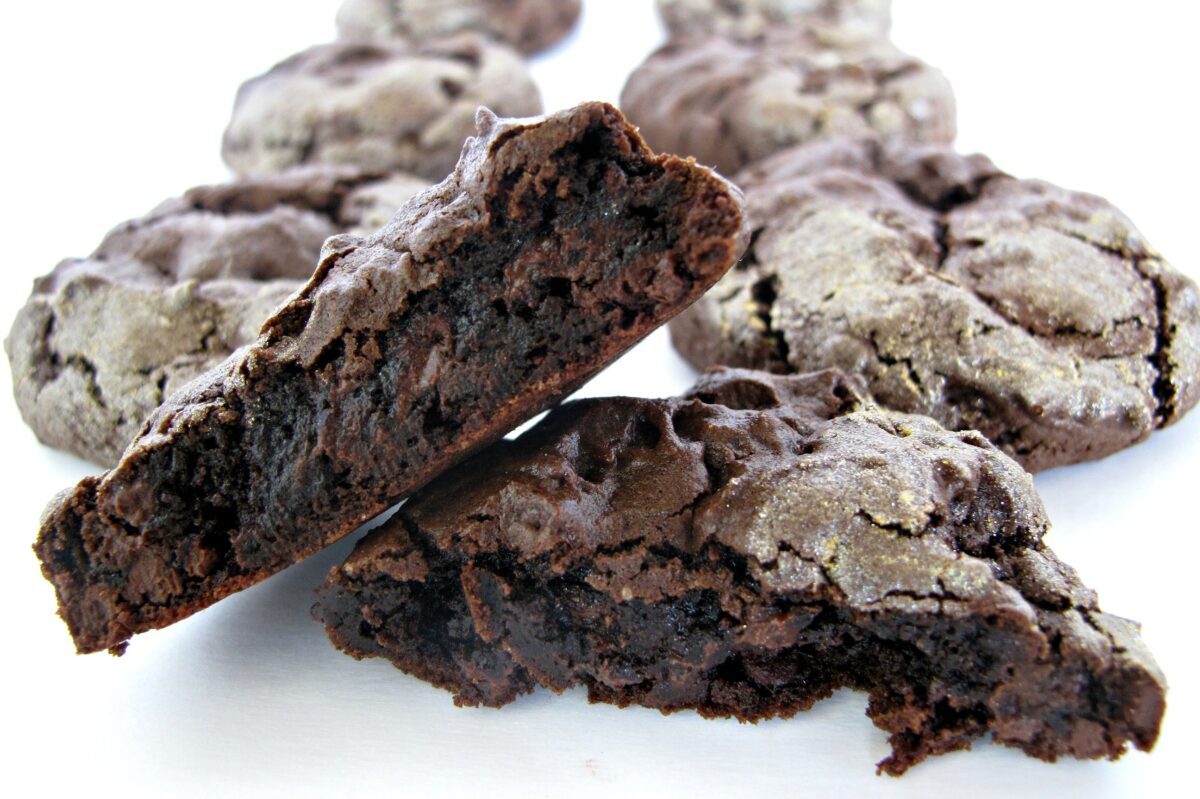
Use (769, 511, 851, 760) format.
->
(315, 367, 1165, 774)
(671, 138, 1200, 470)
(6, 166, 429, 467)
(336, 0, 582, 56)
(222, 35, 542, 182)
(35, 102, 749, 655)
(619, 29, 954, 177)
(656, 0, 892, 42)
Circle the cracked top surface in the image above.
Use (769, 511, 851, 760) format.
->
(349, 365, 1148, 642)
(670, 138, 1200, 471)
(656, 0, 892, 42)
(5, 166, 429, 466)
(356, 368, 1048, 601)
(340, 367, 1165, 769)
(222, 35, 542, 183)
(336, 0, 582, 56)
(619, 29, 954, 177)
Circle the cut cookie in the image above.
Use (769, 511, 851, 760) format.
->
(6, 166, 428, 467)
(316, 368, 1165, 775)
(671, 138, 1200, 471)
(656, 0, 892, 42)
(336, 0, 582, 56)
(35, 102, 749, 655)
(222, 36, 542, 182)
(620, 30, 954, 177)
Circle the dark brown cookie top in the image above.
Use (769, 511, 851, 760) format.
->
(670, 138, 1200, 471)
(337, 0, 582, 56)
(619, 30, 954, 177)
(365, 368, 1046, 600)
(656, 0, 892, 42)
(222, 36, 542, 182)
(5, 166, 429, 466)
(335, 368, 1164, 772)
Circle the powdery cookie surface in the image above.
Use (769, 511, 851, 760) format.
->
(222, 36, 542, 182)
(317, 368, 1165, 774)
(657, 0, 891, 41)
(6, 166, 428, 466)
(670, 139, 1200, 470)
(620, 30, 954, 177)
(337, 0, 582, 55)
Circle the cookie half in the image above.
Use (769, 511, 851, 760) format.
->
(36, 102, 749, 655)
(316, 367, 1165, 774)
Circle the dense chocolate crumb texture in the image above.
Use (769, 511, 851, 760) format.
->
(336, 0, 583, 56)
(670, 138, 1200, 471)
(656, 0, 892, 42)
(6, 166, 429, 467)
(222, 35, 543, 182)
(35, 102, 749, 655)
(620, 27, 954, 177)
(317, 368, 1166, 774)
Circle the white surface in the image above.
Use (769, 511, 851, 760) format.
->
(0, 1, 1196, 796)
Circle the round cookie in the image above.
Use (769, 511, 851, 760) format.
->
(6, 166, 429, 466)
(620, 30, 954, 178)
(222, 36, 542, 182)
(656, 0, 892, 42)
(670, 138, 1200, 471)
(336, 0, 582, 56)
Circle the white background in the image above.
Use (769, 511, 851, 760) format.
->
(0, 1, 1197, 796)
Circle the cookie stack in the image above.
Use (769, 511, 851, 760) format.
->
(12, 0, 1198, 778)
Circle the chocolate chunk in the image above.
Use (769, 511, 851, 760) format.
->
(671, 138, 1200, 470)
(222, 35, 542, 182)
(316, 367, 1165, 775)
(337, 0, 582, 56)
(6, 166, 429, 467)
(620, 30, 954, 177)
(35, 102, 748, 655)
(656, 0, 892, 42)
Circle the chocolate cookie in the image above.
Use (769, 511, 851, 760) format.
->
(657, 0, 892, 42)
(35, 102, 749, 655)
(670, 138, 1200, 471)
(336, 0, 582, 56)
(620, 30, 955, 177)
(222, 36, 542, 182)
(315, 368, 1165, 775)
(6, 167, 429, 467)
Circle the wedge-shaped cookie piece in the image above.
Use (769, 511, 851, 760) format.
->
(36, 102, 748, 655)
(6, 166, 429, 467)
(671, 138, 1200, 470)
(316, 368, 1165, 775)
